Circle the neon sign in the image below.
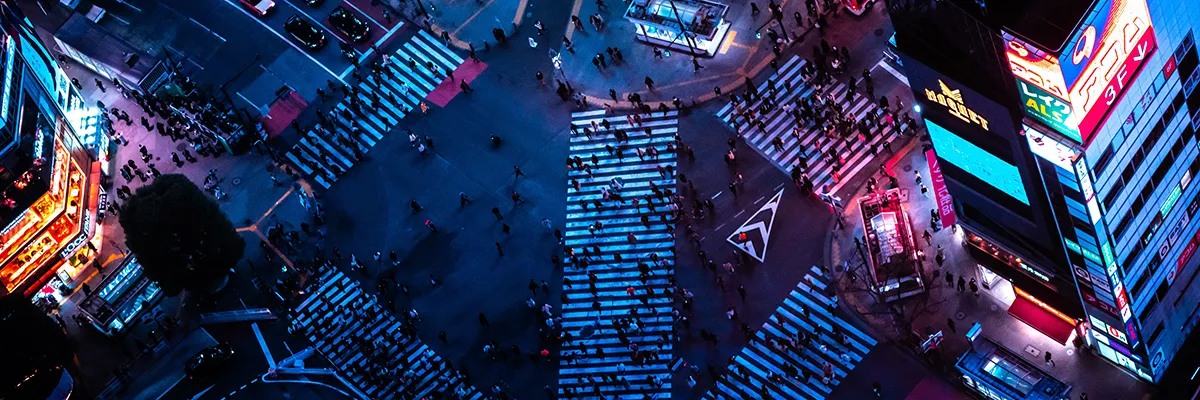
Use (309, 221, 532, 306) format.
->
(1018, 79, 1081, 142)
(924, 80, 990, 131)
(926, 149, 956, 227)
(0, 37, 12, 125)
(1062, 0, 1157, 144)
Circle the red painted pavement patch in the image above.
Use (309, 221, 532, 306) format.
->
(425, 61, 488, 107)
(904, 377, 972, 400)
(262, 91, 307, 138)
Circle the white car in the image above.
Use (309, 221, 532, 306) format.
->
(239, 0, 276, 16)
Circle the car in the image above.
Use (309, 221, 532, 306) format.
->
(185, 343, 234, 379)
(304, 0, 324, 6)
(239, 0, 275, 16)
(284, 15, 327, 50)
(328, 7, 370, 42)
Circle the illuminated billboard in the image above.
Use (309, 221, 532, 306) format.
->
(1002, 0, 1157, 146)
(901, 54, 1016, 137)
(927, 120, 1030, 205)
(1061, 0, 1157, 143)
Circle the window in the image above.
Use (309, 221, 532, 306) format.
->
(983, 352, 1041, 396)
(1148, 323, 1165, 346)
(1131, 268, 1153, 298)
(1095, 145, 1117, 178)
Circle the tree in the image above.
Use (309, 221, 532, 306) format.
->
(0, 295, 73, 399)
(120, 174, 245, 296)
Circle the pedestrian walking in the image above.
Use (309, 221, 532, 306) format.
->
(947, 318, 956, 333)
(969, 278, 979, 295)
(460, 192, 473, 206)
(1044, 351, 1055, 367)
(513, 165, 525, 178)
(957, 276, 966, 292)
(645, 76, 655, 91)
(438, 331, 448, 344)
(479, 312, 490, 327)
(541, 218, 553, 231)
(492, 207, 504, 220)
(496, 242, 505, 256)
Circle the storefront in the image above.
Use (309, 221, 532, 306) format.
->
(858, 188, 925, 301)
(958, 337, 1072, 400)
(77, 256, 163, 336)
(965, 231, 1081, 345)
(624, 0, 731, 56)
(0, 13, 104, 302)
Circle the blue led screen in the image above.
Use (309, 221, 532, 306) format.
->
(927, 119, 1030, 205)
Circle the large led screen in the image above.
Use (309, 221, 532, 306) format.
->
(927, 120, 1030, 205)
(1059, 0, 1157, 144)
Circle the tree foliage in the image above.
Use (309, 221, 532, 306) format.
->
(119, 174, 245, 296)
(0, 295, 72, 398)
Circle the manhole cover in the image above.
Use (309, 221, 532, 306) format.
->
(232, 178, 242, 186)
(1025, 345, 1040, 357)
(1066, 349, 1075, 356)
(955, 311, 965, 320)
(990, 304, 999, 311)
(902, 164, 913, 172)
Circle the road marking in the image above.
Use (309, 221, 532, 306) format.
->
(729, 41, 754, 50)
(154, 375, 188, 400)
(188, 18, 228, 42)
(513, 0, 530, 25)
(564, 0, 584, 41)
(191, 385, 215, 400)
(220, 0, 346, 84)
(712, 191, 723, 199)
(452, 0, 497, 36)
(253, 322, 277, 368)
(719, 30, 737, 54)
(727, 189, 784, 262)
(874, 58, 909, 86)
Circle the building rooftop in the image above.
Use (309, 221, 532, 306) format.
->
(989, 0, 1096, 53)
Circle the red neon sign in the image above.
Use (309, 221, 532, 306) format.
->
(926, 149, 956, 227)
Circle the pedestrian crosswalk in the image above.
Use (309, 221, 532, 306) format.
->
(291, 267, 482, 400)
(285, 29, 465, 189)
(715, 55, 908, 196)
(557, 109, 679, 398)
(705, 265, 877, 400)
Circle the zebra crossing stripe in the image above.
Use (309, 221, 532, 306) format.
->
(717, 55, 906, 195)
(557, 110, 677, 398)
(704, 274, 879, 400)
(292, 268, 484, 399)
(414, 30, 464, 66)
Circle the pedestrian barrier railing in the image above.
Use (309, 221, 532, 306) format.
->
(198, 308, 277, 324)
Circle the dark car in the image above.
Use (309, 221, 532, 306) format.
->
(328, 7, 370, 42)
(185, 343, 234, 379)
(284, 15, 327, 50)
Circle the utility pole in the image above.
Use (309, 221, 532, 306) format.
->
(666, 0, 699, 56)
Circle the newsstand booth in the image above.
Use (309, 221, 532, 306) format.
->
(624, 0, 731, 56)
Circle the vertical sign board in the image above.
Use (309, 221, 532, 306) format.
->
(926, 149, 957, 227)
(1060, 0, 1158, 144)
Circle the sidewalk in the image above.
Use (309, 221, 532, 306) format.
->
(827, 141, 1154, 400)
(47, 46, 307, 398)
(419, 0, 530, 50)
(559, 0, 824, 108)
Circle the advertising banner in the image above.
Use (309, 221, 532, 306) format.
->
(926, 149, 957, 227)
(900, 54, 1017, 138)
(1017, 79, 1081, 143)
(1060, 0, 1157, 144)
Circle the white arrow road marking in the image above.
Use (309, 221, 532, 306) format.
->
(727, 189, 784, 262)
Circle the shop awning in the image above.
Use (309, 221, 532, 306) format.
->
(1008, 291, 1076, 344)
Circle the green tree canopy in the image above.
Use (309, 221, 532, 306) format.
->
(119, 174, 245, 296)
(0, 295, 73, 399)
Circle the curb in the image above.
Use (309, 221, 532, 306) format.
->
(427, 0, 528, 51)
(570, 13, 825, 110)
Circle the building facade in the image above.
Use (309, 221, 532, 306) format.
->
(891, 0, 1200, 384)
(0, 1, 105, 303)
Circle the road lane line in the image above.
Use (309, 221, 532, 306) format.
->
(719, 30, 738, 54)
(564, 0, 584, 41)
(874, 58, 909, 86)
(219, 0, 346, 84)
(252, 322, 277, 368)
(191, 385, 215, 400)
(154, 375, 188, 400)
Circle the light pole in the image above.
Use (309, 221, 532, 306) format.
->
(666, 0, 699, 56)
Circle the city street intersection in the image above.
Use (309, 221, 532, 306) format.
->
(13, 0, 1156, 399)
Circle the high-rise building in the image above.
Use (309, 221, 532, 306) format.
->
(0, 2, 106, 302)
(890, 0, 1200, 384)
